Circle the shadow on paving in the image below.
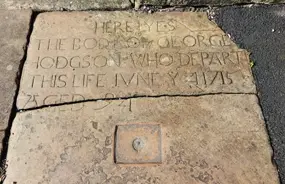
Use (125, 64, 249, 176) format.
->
(213, 4, 285, 183)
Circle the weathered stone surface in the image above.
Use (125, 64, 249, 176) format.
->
(1, 0, 285, 10)
(5, 95, 279, 183)
(17, 12, 255, 109)
(0, 0, 131, 10)
(115, 124, 162, 164)
(0, 10, 31, 152)
(213, 5, 285, 182)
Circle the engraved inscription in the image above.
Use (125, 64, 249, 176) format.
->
(17, 12, 255, 109)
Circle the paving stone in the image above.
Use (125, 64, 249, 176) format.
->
(0, 10, 31, 152)
(1, 0, 285, 10)
(17, 12, 255, 109)
(212, 4, 285, 183)
(0, 0, 131, 11)
(5, 95, 279, 184)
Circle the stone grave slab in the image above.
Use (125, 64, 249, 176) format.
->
(17, 12, 256, 109)
(0, 10, 31, 152)
(5, 95, 279, 184)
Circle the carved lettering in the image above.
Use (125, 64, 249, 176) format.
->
(36, 38, 67, 51)
(23, 94, 39, 109)
(115, 72, 160, 87)
(97, 74, 106, 87)
(21, 14, 251, 109)
(157, 21, 176, 32)
(120, 73, 135, 87)
(168, 72, 179, 86)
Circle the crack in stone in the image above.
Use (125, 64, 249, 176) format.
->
(18, 92, 256, 112)
(0, 10, 37, 182)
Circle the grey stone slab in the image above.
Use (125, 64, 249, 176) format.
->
(5, 95, 279, 184)
(0, 10, 31, 152)
(1, 0, 285, 10)
(0, 0, 131, 10)
(17, 12, 256, 110)
(212, 5, 285, 183)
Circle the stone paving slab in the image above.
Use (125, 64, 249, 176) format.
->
(17, 11, 255, 110)
(0, 10, 32, 152)
(5, 95, 279, 184)
(213, 5, 285, 183)
(1, 0, 285, 10)
(0, 0, 131, 10)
